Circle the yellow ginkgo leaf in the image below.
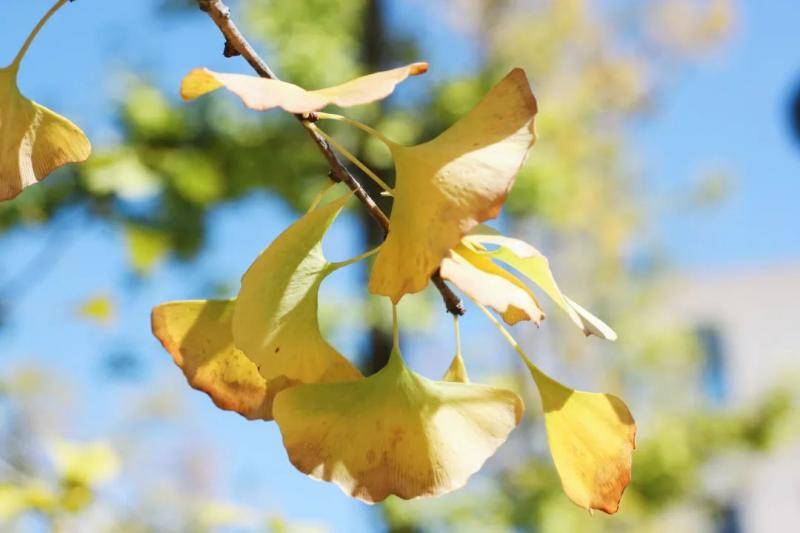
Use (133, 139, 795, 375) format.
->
(0, 68, 91, 202)
(0, 1, 91, 202)
(272, 341, 523, 503)
(181, 62, 428, 114)
(526, 361, 636, 514)
(473, 298, 634, 514)
(233, 194, 362, 385)
(464, 233, 617, 340)
(151, 299, 282, 420)
(369, 69, 537, 302)
(441, 244, 544, 325)
(442, 352, 470, 383)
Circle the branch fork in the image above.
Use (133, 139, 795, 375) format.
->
(194, 0, 464, 316)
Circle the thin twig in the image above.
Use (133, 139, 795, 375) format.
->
(195, 0, 464, 316)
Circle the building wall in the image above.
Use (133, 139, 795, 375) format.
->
(666, 262, 800, 533)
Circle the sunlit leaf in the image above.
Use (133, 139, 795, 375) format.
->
(526, 361, 635, 514)
(0, 66, 91, 201)
(151, 299, 278, 420)
(273, 342, 523, 503)
(181, 62, 428, 114)
(233, 194, 362, 385)
(464, 232, 617, 339)
(441, 244, 544, 325)
(369, 69, 537, 302)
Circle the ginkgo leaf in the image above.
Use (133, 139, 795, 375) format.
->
(151, 299, 282, 420)
(0, 66, 91, 201)
(0, 0, 91, 201)
(526, 361, 635, 514)
(272, 342, 523, 503)
(181, 62, 428, 114)
(473, 298, 633, 514)
(233, 194, 362, 385)
(441, 244, 544, 325)
(369, 69, 537, 302)
(464, 233, 617, 340)
(442, 352, 470, 383)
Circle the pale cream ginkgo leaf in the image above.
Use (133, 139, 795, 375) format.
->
(181, 62, 428, 114)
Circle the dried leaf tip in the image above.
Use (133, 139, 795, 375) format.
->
(408, 62, 429, 76)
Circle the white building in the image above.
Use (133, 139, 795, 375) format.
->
(667, 261, 800, 533)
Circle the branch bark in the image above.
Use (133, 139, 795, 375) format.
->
(195, 0, 464, 316)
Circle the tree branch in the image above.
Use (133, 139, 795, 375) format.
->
(195, 0, 464, 316)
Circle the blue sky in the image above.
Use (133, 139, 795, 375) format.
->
(1, 0, 798, 531)
(637, 0, 800, 270)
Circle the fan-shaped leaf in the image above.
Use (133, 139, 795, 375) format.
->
(233, 194, 362, 385)
(152, 299, 282, 420)
(273, 344, 522, 503)
(527, 361, 635, 513)
(0, 66, 90, 201)
(369, 69, 537, 301)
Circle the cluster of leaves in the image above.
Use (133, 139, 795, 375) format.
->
(0, 0, 759, 527)
(150, 49, 638, 510)
(1, 0, 638, 513)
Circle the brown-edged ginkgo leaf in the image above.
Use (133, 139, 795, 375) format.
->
(525, 359, 636, 514)
(368, 69, 537, 302)
(232, 193, 362, 386)
(0, 0, 91, 201)
(151, 299, 286, 420)
(181, 62, 428, 114)
(273, 338, 523, 503)
(476, 301, 634, 514)
(464, 232, 617, 340)
(441, 243, 544, 326)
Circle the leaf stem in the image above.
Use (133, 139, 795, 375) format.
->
(470, 295, 548, 381)
(392, 304, 399, 350)
(315, 112, 395, 148)
(310, 124, 393, 194)
(10, 0, 69, 71)
(453, 315, 462, 357)
(330, 244, 382, 270)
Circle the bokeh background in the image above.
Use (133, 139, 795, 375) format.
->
(1, 0, 798, 531)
